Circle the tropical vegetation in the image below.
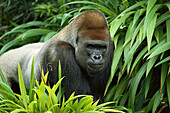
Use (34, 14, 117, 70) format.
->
(0, 0, 169, 112)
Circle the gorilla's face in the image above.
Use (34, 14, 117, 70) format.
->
(75, 28, 110, 77)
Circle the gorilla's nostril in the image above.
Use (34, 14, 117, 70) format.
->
(92, 54, 102, 61)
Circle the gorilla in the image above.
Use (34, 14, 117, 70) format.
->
(0, 10, 113, 101)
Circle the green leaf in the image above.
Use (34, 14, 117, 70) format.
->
(77, 96, 93, 111)
(113, 33, 120, 49)
(12, 21, 46, 31)
(0, 38, 20, 54)
(21, 29, 52, 40)
(58, 60, 62, 105)
(44, 32, 57, 42)
(166, 19, 170, 41)
(115, 1, 146, 19)
(0, 29, 26, 40)
(155, 56, 170, 67)
(62, 1, 116, 16)
(132, 9, 145, 28)
(0, 69, 8, 85)
(145, 71, 152, 99)
(131, 62, 147, 106)
(123, 39, 141, 73)
(146, 13, 158, 51)
(18, 63, 28, 109)
(156, 11, 170, 27)
(160, 62, 168, 91)
(105, 43, 123, 95)
(167, 75, 170, 107)
(144, 4, 162, 40)
(29, 56, 35, 102)
(130, 41, 156, 76)
(146, 0, 157, 16)
(33, 89, 47, 112)
(45, 86, 58, 105)
(146, 55, 159, 77)
(144, 39, 165, 59)
(166, 3, 170, 11)
(130, 18, 144, 48)
(152, 88, 164, 113)
(110, 11, 135, 38)
(114, 76, 129, 100)
(148, 41, 170, 59)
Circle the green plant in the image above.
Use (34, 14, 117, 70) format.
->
(104, 0, 170, 112)
(0, 58, 125, 113)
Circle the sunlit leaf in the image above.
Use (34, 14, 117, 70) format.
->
(148, 41, 170, 59)
(110, 11, 135, 38)
(146, 0, 157, 16)
(18, 63, 28, 109)
(146, 13, 158, 51)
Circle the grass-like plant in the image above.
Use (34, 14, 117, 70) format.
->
(0, 58, 126, 113)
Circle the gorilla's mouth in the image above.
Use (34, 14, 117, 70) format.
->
(88, 63, 103, 70)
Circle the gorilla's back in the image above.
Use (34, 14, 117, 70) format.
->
(0, 43, 44, 85)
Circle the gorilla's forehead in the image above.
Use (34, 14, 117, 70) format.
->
(78, 28, 110, 41)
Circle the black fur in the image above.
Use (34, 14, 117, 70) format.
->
(41, 41, 113, 101)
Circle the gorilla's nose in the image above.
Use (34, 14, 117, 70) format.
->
(91, 53, 103, 63)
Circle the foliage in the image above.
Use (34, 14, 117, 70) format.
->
(0, 58, 124, 113)
(0, 0, 170, 112)
(104, 0, 170, 113)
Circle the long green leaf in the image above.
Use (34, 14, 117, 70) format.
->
(146, 0, 157, 16)
(131, 62, 147, 106)
(0, 38, 20, 55)
(145, 71, 152, 99)
(156, 11, 170, 27)
(21, 29, 52, 40)
(152, 88, 164, 113)
(0, 69, 8, 85)
(12, 21, 46, 31)
(18, 63, 28, 109)
(144, 39, 165, 59)
(29, 56, 35, 102)
(110, 11, 135, 38)
(105, 43, 123, 95)
(143, 4, 162, 39)
(130, 18, 144, 47)
(123, 39, 142, 73)
(148, 41, 170, 59)
(146, 13, 158, 51)
(167, 75, 170, 107)
(166, 19, 170, 41)
(0, 29, 26, 40)
(155, 56, 170, 67)
(58, 60, 62, 105)
(114, 76, 129, 100)
(130, 41, 156, 76)
(160, 62, 168, 91)
(146, 55, 159, 77)
(115, 1, 146, 19)
(61, 1, 116, 16)
(133, 9, 145, 27)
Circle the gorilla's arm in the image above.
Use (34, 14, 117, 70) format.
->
(38, 41, 91, 99)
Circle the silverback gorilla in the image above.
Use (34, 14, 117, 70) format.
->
(0, 10, 113, 101)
